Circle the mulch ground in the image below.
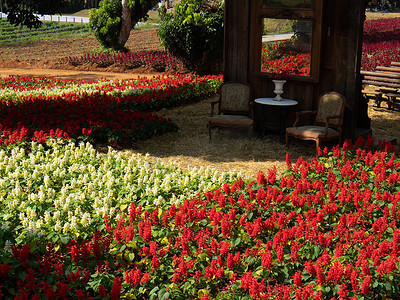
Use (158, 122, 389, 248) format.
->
(0, 22, 399, 179)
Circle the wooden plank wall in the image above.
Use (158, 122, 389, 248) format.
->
(223, 1, 250, 82)
(318, 0, 369, 139)
(223, 0, 370, 139)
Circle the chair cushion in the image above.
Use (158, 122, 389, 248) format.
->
(220, 83, 251, 112)
(286, 125, 339, 140)
(209, 115, 254, 126)
(316, 93, 344, 126)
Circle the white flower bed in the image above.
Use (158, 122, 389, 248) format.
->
(0, 140, 237, 246)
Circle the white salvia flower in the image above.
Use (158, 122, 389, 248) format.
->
(184, 176, 190, 187)
(109, 207, 116, 218)
(54, 220, 62, 232)
(59, 169, 66, 178)
(61, 186, 68, 197)
(26, 179, 33, 191)
(19, 201, 26, 209)
(26, 207, 36, 219)
(82, 173, 89, 184)
(75, 206, 82, 216)
(38, 189, 46, 203)
(145, 187, 152, 195)
(32, 169, 39, 180)
(53, 199, 61, 209)
(207, 182, 213, 190)
(149, 173, 155, 182)
(11, 183, 22, 198)
(26, 228, 40, 238)
(94, 198, 100, 209)
(152, 185, 159, 196)
(21, 218, 28, 228)
(44, 175, 51, 187)
(70, 178, 78, 189)
(53, 211, 61, 220)
(44, 211, 51, 224)
(63, 222, 70, 233)
(4, 240, 12, 254)
(7, 199, 16, 210)
(70, 216, 78, 229)
(47, 188, 55, 199)
(154, 196, 164, 206)
(81, 212, 91, 227)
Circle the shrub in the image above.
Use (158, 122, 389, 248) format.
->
(89, 0, 123, 50)
(157, 0, 224, 75)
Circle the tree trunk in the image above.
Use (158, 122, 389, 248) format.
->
(118, 0, 133, 48)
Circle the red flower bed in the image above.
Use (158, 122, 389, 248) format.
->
(2, 138, 400, 299)
(0, 74, 222, 146)
(261, 42, 311, 76)
(361, 17, 400, 71)
(62, 50, 184, 71)
(261, 18, 400, 73)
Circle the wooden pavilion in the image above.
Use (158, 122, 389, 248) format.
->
(223, 0, 371, 141)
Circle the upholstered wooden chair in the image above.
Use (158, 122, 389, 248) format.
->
(285, 91, 346, 152)
(208, 82, 254, 140)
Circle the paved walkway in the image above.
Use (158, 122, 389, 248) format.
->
(262, 32, 294, 43)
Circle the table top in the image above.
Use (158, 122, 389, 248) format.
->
(254, 98, 298, 106)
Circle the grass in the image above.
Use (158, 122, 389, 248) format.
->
(263, 18, 295, 35)
(69, 9, 92, 18)
(0, 18, 91, 45)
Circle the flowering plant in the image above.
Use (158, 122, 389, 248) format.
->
(261, 41, 310, 77)
(1, 137, 400, 299)
(361, 17, 400, 71)
(62, 50, 185, 72)
(261, 17, 400, 74)
(0, 74, 222, 147)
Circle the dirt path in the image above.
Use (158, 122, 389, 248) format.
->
(0, 67, 158, 81)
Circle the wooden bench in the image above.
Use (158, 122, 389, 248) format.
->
(361, 65, 400, 109)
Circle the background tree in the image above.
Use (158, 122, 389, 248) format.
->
(157, 0, 224, 75)
(367, 0, 400, 10)
(1, 0, 68, 28)
(89, 0, 159, 51)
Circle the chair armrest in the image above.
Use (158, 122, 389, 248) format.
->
(210, 100, 219, 117)
(325, 115, 340, 122)
(293, 110, 317, 127)
(325, 115, 341, 127)
(322, 115, 341, 137)
(249, 101, 255, 118)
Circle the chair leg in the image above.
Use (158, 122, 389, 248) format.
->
(285, 133, 289, 148)
(248, 125, 253, 139)
(209, 122, 212, 141)
(315, 139, 320, 155)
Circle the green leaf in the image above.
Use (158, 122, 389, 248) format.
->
(60, 235, 69, 244)
(128, 252, 135, 261)
(232, 237, 241, 248)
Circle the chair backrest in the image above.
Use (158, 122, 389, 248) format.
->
(315, 92, 346, 128)
(219, 82, 251, 114)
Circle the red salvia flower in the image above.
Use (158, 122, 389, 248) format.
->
(98, 284, 108, 298)
(110, 277, 121, 300)
(0, 263, 11, 280)
(293, 271, 302, 287)
(361, 275, 371, 295)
